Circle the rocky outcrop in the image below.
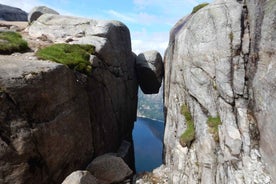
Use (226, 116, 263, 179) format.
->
(0, 4, 27, 21)
(62, 171, 98, 184)
(86, 154, 133, 183)
(148, 0, 275, 183)
(28, 6, 59, 23)
(28, 13, 138, 156)
(0, 12, 138, 184)
(136, 51, 163, 94)
(0, 54, 93, 184)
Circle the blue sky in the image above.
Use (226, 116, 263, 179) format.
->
(1, 0, 211, 55)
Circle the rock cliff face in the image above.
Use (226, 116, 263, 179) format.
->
(159, 0, 275, 183)
(0, 14, 138, 183)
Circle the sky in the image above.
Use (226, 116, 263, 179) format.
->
(1, 0, 212, 55)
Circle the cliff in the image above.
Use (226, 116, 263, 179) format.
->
(140, 0, 275, 183)
(0, 14, 140, 183)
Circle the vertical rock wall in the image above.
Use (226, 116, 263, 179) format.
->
(161, 0, 275, 183)
(0, 15, 138, 183)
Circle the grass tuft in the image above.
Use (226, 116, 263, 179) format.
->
(36, 43, 95, 75)
(179, 104, 195, 147)
(207, 116, 221, 142)
(0, 31, 29, 54)
(191, 3, 209, 14)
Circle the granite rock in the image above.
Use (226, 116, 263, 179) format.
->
(0, 4, 27, 21)
(136, 50, 164, 94)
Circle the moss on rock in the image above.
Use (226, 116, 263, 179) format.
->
(207, 116, 221, 142)
(0, 31, 29, 54)
(179, 104, 195, 147)
(36, 43, 95, 75)
(191, 3, 209, 14)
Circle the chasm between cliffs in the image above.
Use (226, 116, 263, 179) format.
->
(133, 87, 164, 173)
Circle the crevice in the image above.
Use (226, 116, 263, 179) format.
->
(188, 93, 209, 116)
(241, 3, 250, 99)
(246, 0, 265, 110)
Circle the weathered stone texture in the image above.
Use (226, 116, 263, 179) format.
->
(86, 154, 133, 183)
(0, 12, 138, 183)
(61, 171, 98, 184)
(28, 6, 59, 23)
(0, 55, 93, 184)
(155, 0, 275, 183)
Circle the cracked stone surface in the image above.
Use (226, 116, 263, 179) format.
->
(0, 13, 138, 183)
(145, 0, 275, 183)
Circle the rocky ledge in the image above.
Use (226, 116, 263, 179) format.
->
(0, 6, 163, 184)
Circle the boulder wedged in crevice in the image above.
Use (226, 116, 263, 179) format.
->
(135, 50, 164, 94)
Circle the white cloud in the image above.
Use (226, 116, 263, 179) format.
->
(130, 0, 212, 55)
(106, 10, 136, 23)
(105, 10, 161, 26)
(0, 0, 44, 11)
(134, 0, 200, 9)
(0, 0, 76, 18)
(131, 29, 169, 56)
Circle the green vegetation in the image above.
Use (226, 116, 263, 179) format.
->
(229, 32, 234, 42)
(0, 87, 5, 93)
(207, 116, 221, 142)
(0, 31, 29, 54)
(212, 80, 217, 90)
(36, 43, 95, 75)
(192, 3, 209, 14)
(179, 104, 195, 147)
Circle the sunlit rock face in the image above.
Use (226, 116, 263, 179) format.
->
(0, 13, 138, 183)
(28, 6, 59, 23)
(143, 0, 275, 183)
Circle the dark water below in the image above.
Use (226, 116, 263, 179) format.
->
(133, 117, 164, 172)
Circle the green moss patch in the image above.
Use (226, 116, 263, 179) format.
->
(192, 3, 209, 14)
(0, 31, 29, 54)
(36, 43, 95, 75)
(229, 32, 234, 42)
(207, 116, 221, 142)
(179, 104, 195, 147)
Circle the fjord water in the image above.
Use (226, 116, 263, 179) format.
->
(133, 117, 164, 172)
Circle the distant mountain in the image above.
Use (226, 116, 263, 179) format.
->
(137, 85, 164, 121)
